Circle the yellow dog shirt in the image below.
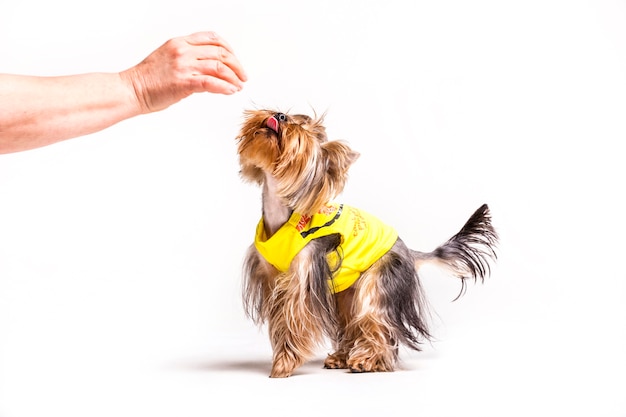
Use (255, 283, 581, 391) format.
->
(254, 203, 398, 293)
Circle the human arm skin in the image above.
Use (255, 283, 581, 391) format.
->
(0, 73, 142, 153)
(0, 31, 247, 154)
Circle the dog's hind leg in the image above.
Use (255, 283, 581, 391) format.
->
(338, 265, 400, 373)
(343, 240, 432, 372)
(343, 281, 398, 372)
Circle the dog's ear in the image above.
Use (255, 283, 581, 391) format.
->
(282, 140, 359, 215)
(321, 140, 360, 179)
(310, 140, 359, 208)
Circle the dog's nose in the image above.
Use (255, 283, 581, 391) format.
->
(267, 113, 286, 133)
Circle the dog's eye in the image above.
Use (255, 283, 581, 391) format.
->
(275, 113, 287, 122)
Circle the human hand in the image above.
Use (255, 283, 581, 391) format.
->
(120, 31, 248, 113)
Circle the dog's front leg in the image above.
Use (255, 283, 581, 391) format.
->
(267, 283, 317, 377)
(267, 246, 329, 378)
(268, 324, 307, 378)
(267, 291, 309, 378)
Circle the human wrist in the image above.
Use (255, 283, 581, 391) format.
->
(118, 68, 151, 115)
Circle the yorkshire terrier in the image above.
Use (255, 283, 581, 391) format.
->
(236, 109, 498, 378)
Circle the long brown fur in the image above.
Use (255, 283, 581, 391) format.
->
(237, 109, 498, 377)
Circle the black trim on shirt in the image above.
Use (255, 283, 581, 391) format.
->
(300, 204, 344, 239)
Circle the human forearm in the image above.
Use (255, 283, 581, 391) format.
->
(0, 73, 141, 154)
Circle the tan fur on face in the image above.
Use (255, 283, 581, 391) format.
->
(237, 109, 359, 215)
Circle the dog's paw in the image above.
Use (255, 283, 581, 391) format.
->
(347, 355, 394, 373)
(269, 352, 301, 378)
(269, 369, 292, 378)
(269, 363, 293, 378)
(324, 353, 348, 369)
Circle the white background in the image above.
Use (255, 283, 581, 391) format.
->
(1, 1, 625, 416)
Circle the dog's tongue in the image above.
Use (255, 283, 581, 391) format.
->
(267, 116, 279, 133)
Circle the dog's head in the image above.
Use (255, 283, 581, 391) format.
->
(236, 109, 360, 214)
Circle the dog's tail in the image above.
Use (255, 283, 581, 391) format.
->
(411, 203, 498, 301)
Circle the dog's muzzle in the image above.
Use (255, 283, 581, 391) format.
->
(267, 113, 286, 133)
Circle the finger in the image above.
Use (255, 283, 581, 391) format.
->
(191, 74, 241, 95)
(185, 32, 248, 82)
(195, 47, 247, 84)
(193, 58, 245, 90)
(185, 31, 235, 54)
